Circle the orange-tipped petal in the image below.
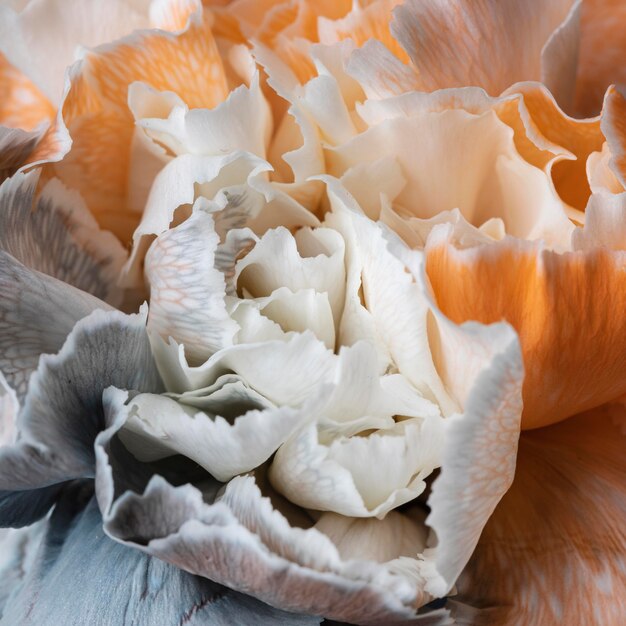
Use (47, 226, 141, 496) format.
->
(50, 11, 229, 244)
(455, 404, 626, 624)
(318, 0, 409, 64)
(504, 82, 604, 211)
(426, 232, 626, 429)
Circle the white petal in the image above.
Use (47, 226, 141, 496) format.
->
(152, 329, 335, 401)
(270, 416, 445, 519)
(145, 202, 239, 364)
(232, 287, 336, 350)
(137, 72, 272, 159)
(121, 391, 313, 482)
(235, 225, 346, 324)
(326, 198, 454, 412)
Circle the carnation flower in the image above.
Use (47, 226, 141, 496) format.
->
(1, 1, 625, 625)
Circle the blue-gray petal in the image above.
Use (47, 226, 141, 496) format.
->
(0, 306, 162, 527)
(1, 486, 322, 626)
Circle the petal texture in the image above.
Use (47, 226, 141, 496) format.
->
(455, 405, 626, 625)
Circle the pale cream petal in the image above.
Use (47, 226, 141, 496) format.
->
(325, 197, 456, 413)
(314, 509, 428, 563)
(347, 39, 419, 100)
(235, 225, 346, 325)
(270, 416, 444, 519)
(573, 191, 626, 251)
(327, 109, 573, 249)
(0, 0, 152, 105)
(232, 287, 336, 350)
(137, 72, 272, 159)
(152, 330, 334, 399)
(600, 85, 626, 189)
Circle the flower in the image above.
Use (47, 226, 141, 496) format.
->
(1, 1, 626, 625)
(0, 167, 524, 623)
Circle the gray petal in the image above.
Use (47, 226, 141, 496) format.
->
(0, 306, 162, 526)
(1, 488, 321, 626)
(0, 251, 108, 400)
(0, 127, 43, 182)
(0, 170, 126, 304)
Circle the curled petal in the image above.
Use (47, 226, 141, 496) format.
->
(2, 486, 316, 626)
(0, 306, 162, 526)
(51, 7, 228, 243)
(96, 400, 443, 624)
(270, 416, 444, 519)
(120, 390, 317, 482)
(426, 228, 626, 428)
(145, 205, 239, 363)
(327, 108, 573, 249)
(0, 126, 46, 182)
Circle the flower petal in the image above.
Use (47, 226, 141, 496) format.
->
(120, 390, 315, 482)
(455, 405, 626, 625)
(314, 509, 428, 564)
(600, 85, 626, 189)
(0, 252, 107, 400)
(0, 52, 53, 131)
(145, 205, 239, 364)
(270, 416, 444, 519)
(96, 408, 443, 624)
(0, 520, 44, 614)
(51, 7, 228, 243)
(575, 0, 626, 116)
(327, 107, 573, 249)
(0, 306, 162, 526)
(2, 486, 318, 626)
(391, 0, 578, 105)
(0, 126, 45, 182)
(427, 227, 626, 428)
(0, 0, 155, 105)
(0, 171, 127, 305)
(137, 72, 272, 159)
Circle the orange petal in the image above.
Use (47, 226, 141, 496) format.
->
(505, 82, 604, 211)
(455, 404, 626, 624)
(318, 0, 409, 64)
(0, 53, 54, 131)
(50, 11, 229, 245)
(426, 233, 626, 429)
(575, 0, 626, 117)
